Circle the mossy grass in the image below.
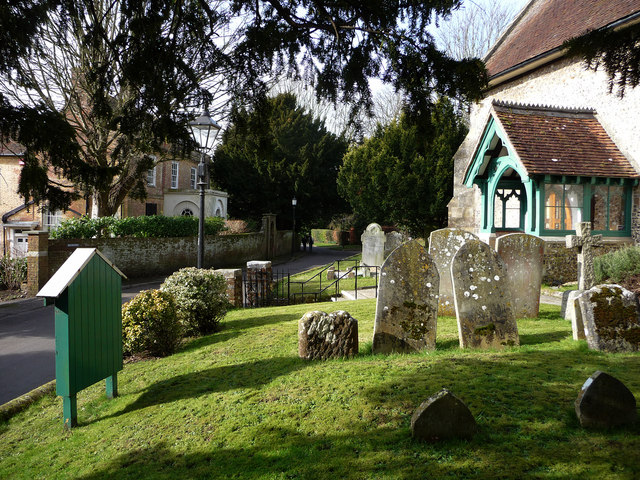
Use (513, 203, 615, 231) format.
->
(1, 302, 639, 479)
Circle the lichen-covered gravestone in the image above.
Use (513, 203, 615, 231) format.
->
(495, 233, 545, 318)
(372, 240, 439, 354)
(576, 284, 640, 352)
(452, 239, 520, 349)
(575, 371, 637, 428)
(361, 223, 386, 268)
(298, 310, 358, 360)
(429, 228, 479, 316)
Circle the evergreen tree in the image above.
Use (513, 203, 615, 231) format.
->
(337, 97, 467, 237)
(1, 1, 487, 215)
(212, 93, 348, 228)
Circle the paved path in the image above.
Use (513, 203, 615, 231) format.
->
(272, 246, 357, 274)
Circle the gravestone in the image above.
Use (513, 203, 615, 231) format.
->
(575, 371, 637, 429)
(576, 284, 640, 352)
(565, 290, 586, 340)
(566, 222, 603, 290)
(372, 240, 439, 354)
(298, 310, 358, 360)
(495, 233, 545, 318)
(411, 389, 477, 442)
(384, 231, 409, 257)
(361, 223, 386, 268)
(429, 228, 479, 316)
(451, 239, 520, 349)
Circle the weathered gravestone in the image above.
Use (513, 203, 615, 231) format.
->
(452, 239, 520, 349)
(361, 223, 386, 268)
(565, 290, 586, 340)
(411, 389, 477, 442)
(298, 310, 358, 360)
(576, 284, 640, 352)
(384, 231, 409, 257)
(566, 222, 602, 290)
(575, 371, 637, 429)
(372, 240, 439, 354)
(429, 228, 479, 316)
(495, 233, 545, 318)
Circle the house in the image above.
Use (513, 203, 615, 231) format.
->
(448, 0, 640, 279)
(0, 141, 228, 257)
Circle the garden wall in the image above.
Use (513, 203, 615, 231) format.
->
(46, 230, 292, 279)
(542, 239, 632, 285)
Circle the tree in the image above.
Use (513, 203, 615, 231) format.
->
(1, 0, 236, 216)
(212, 93, 348, 229)
(1, 1, 487, 215)
(337, 97, 467, 237)
(434, 1, 520, 60)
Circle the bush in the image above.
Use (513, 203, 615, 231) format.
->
(121, 289, 183, 357)
(0, 255, 27, 290)
(51, 215, 226, 239)
(160, 267, 229, 335)
(594, 246, 640, 283)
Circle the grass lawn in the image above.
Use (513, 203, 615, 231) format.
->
(1, 301, 639, 479)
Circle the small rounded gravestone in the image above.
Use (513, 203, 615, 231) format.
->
(411, 389, 477, 442)
(575, 371, 637, 429)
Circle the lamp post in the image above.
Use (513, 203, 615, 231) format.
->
(189, 111, 221, 268)
(291, 196, 297, 254)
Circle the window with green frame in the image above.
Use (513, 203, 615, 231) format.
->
(544, 184, 583, 231)
(494, 187, 523, 229)
(542, 182, 631, 235)
(591, 185, 626, 232)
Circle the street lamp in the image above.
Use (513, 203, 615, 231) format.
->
(189, 111, 222, 268)
(291, 196, 297, 254)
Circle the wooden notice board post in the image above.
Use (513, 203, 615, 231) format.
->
(37, 248, 127, 428)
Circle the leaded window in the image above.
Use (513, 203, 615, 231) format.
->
(545, 184, 583, 231)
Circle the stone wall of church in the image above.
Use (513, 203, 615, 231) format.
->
(449, 56, 640, 242)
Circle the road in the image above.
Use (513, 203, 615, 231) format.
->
(0, 247, 357, 405)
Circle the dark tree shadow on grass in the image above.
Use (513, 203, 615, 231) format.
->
(519, 330, 571, 345)
(95, 356, 306, 423)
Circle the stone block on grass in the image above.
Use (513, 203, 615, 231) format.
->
(298, 310, 358, 360)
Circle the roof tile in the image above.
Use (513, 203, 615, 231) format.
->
(486, 0, 640, 77)
(493, 102, 638, 178)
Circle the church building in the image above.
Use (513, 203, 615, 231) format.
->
(448, 0, 640, 280)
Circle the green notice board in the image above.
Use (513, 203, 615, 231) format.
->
(38, 248, 126, 428)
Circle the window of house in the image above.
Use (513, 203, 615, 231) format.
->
(544, 184, 583, 231)
(145, 203, 158, 216)
(191, 167, 197, 189)
(591, 185, 626, 232)
(147, 166, 157, 187)
(181, 208, 194, 217)
(171, 161, 179, 189)
(43, 208, 64, 232)
(494, 188, 523, 229)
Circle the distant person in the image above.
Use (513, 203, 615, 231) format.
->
(301, 235, 307, 251)
(308, 235, 314, 252)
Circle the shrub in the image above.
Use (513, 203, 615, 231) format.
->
(51, 215, 226, 239)
(0, 255, 27, 290)
(121, 289, 183, 357)
(594, 246, 640, 283)
(160, 267, 229, 335)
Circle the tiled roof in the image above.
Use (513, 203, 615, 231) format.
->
(0, 140, 25, 156)
(493, 101, 638, 178)
(486, 0, 640, 77)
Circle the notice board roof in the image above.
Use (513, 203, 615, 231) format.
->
(37, 248, 126, 299)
